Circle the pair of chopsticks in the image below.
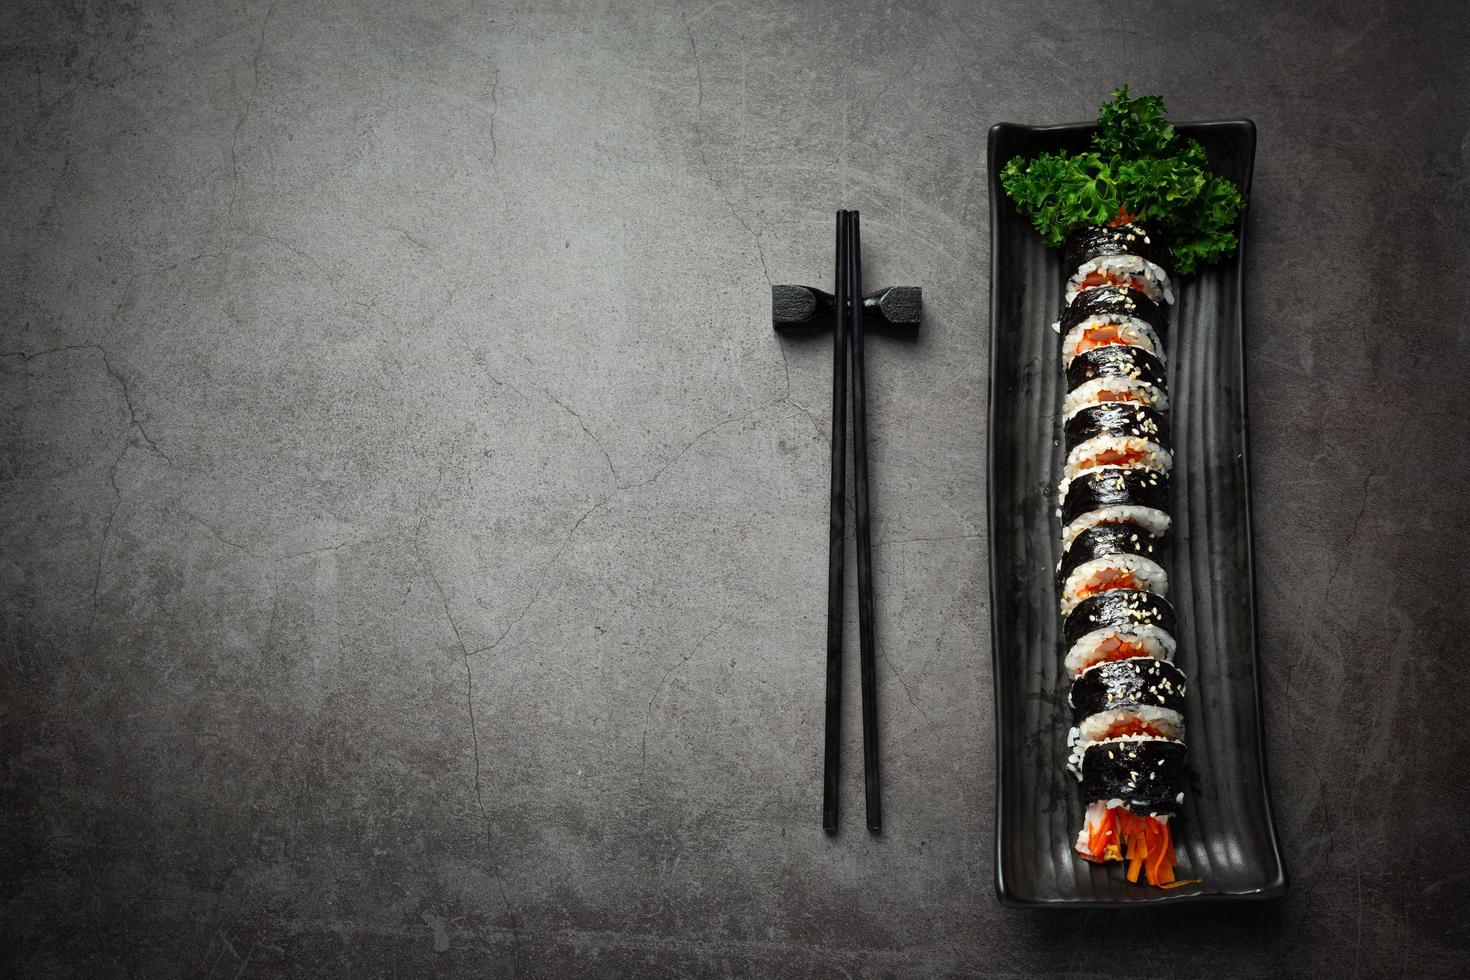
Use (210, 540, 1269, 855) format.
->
(823, 209, 881, 834)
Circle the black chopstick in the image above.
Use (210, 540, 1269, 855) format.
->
(822, 210, 849, 834)
(846, 210, 882, 833)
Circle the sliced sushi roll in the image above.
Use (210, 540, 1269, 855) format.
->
(1064, 224, 1176, 304)
(1066, 657, 1188, 774)
(1064, 345, 1169, 418)
(1063, 589, 1177, 677)
(1060, 286, 1169, 367)
(1060, 467, 1170, 546)
(1062, 403, 1172, 480)
(1057, 525, 1168, 616)
(1073, 736, 1187, 885)
(1064, 403, 1171, 451)
(1070, 656, 1189, 720)
(1061, 284, 1168, 337)
(1061, 315, 1163, 367)
(1066, 254, 1175, 307)
(1063, 222, 1171, 276)
(1068, 706, 1184, 774)
(1079, 736, 1186, 815)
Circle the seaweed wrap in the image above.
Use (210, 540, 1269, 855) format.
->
(1063, 222, 1171, 275)
(1062, 588, 1178, 677)
(1064, 223, 1175, 306)
(1070, 656, 1189, 721)
(1060, 467, 1170, 544)
(1060, 285, 1170, 366)
(1064, 404, 1171, 452)
(1067, 343, 1169, 393)
(1057, 525, 1167, 616)
(1067, 656, 1188, 774)
(1061, 284, 1169, 337)
(1062, 404, 1172, 480)
(1079, 737, 1187, 815)
(1064, 344, 1170, 417)
(1062, 589, 1177, 654)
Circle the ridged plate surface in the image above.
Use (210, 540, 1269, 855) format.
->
(986, 120, 1287, 906)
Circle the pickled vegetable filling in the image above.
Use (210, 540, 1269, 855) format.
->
(1075, 271, 1151, 294)
(1075, 445, 1148, 469)
(1075, 569, 1140, 600)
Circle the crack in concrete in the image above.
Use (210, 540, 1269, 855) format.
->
(251, 231, 336, 280)
(246, 232, 392, 323)
(183, 511, 396, 563)
(468, 498, 606, 659)
(98, 348, 173, 466)
(1, 344, 103, 362)
(388, 227, 459, 310)
(876, 639, 938, 740)
(103, 250, 226, 340)
(488, 66, 501, 171)
(771, 336, 826, 439)
(85, 442, 128, 641)
(412, 531, 524, 971)
(3, 343, 175, 467)
(617, 406, 763, 493)
(544, 390, 620, 486)
(229, 0, 280, 219)
(6, 343, 185, 642)
(186, 511, 267, 558)
(540, 388, 809, 494)
(5, 345, 181, 644)
(451, 399, 790, 671)
(640, 615, 733, 771)
(681, 10, 770, 287)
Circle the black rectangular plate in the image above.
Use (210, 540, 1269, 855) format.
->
(986, 120, 1287, 907)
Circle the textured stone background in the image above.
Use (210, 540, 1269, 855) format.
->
(3, 0, 1468, 976)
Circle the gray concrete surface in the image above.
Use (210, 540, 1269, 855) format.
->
(3, 0, 1468, 976)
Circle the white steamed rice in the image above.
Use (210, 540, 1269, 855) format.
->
(1064, 624, 1176, 677)
(1061, 315, 1164, 366)
(1065, 254, 1176, 306)
(1059, 552, 1169, 616)
(1063, 378, 1169, 418)
(1063, 435, 1173, 481)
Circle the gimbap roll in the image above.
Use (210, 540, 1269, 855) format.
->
(1062, 589, 1178, 677)
(1057, 224, 1186, 891)
(1079, 736, 1186, 814)
(997, 90, 1251, 890)
(1063, 344, 1170, 418)
(1061, 284, 1168, 337)
(1067, 657, 1188, 775)
(1073, 736, 1187, 885)
(1067, 705, 1184, 774)
(1062, 403, 1172, 480)
(1057, 525, 1168, 616)
(1060, 468, 1170, 545)
(1064, 404, 1170, 452)
(1065, 256, 1173, 306)
(1060, 286, 1169, 366)
(1070, 656, 1189, 720)
(1063, 222, 1171, 276)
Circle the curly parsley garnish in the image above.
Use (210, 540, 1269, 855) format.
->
(1000, 88, 1245, 275)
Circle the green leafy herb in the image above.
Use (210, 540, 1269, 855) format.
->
(999, 87, 1244, 274)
